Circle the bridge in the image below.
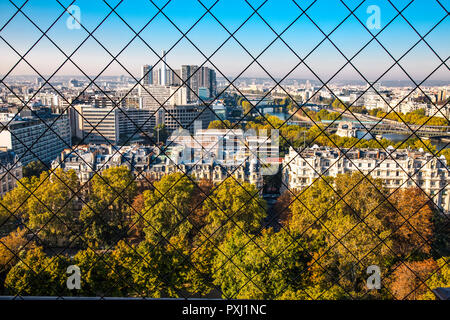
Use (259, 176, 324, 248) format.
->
(287, 120, 450, 138)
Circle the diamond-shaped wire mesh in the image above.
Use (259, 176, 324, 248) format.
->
(0, 0, 448, 301)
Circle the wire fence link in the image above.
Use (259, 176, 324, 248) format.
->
(0, 0, 448, 300)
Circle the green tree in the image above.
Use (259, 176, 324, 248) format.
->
(71, 248, 127, 297)
(22, 160, 47, 178)
(203, 178, 267, 243)
(213, 228, 315, 299)
(26, 169, 80, 247)
(80, 166, 137, 248)
(4, 247, 68, 296)
(138, 173, 197, 243)
(208, 120, 231, 130)
(130, 236, 190, 298)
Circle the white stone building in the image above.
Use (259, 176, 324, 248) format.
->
(51, 144, 153, 183)
(52, 144, 263, 189)
(283, 146, 450, 213)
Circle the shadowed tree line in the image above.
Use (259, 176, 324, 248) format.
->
(0, 168, 448, 299)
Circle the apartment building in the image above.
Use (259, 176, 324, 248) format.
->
(147, 159, 263, 190)
(282, 146, 450, 212)
(71, 105, 155, 145)
(0, 112, 71, 165)
(139, 85, 188, 109)
(52, 143, 263, 189)
(0, 149, 22, 196)
(162, 104, 213, 132)
(51, 144, 153, 183)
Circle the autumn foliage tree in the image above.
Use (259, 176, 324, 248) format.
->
(80, 166, 137, 248)
(286, 173, 394, 299)
(208, 120, 231, 130)
(0, 228, 35, 274)
(389, 259, 438, 300)
(0, 169, 448, 299)
(387, 188, 435, 259)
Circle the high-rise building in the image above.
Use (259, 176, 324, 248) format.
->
(139, 65, 153, 95)
(72, 105, 155, 145)
(0, 111, 71, 165)
(160, 50, 168, 86)
(152, 68, 159, 85)
(438, 89, 447, 102)
(140, 60, 217, 101)
(181, 65, 199, 103)
(141, 65, 153, 86)
(209, 68, 217, 98)
(181, 65, 217, 102)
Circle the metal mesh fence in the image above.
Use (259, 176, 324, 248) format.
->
(0, 0, 448, 300)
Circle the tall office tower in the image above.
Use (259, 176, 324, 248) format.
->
(166, 68, 174, 86)
(152, 68, 159, 85)
(438, 89, 447, 102)
(305, 80, 311, 90)
(161, 50, 168, 86)
(180, 65, 217, 102)
(141, 65, 153, 86)
(139, 65, 153, 96)
(208, 68, 217, 98)
(172, 69, 182, 86)
(181, 65, 199, 103)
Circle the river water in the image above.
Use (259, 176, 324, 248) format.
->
(383, 133, 449, 151)
(263, 110, 449, 151)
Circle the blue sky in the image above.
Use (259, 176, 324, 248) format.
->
(0, 0, 448, 82)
